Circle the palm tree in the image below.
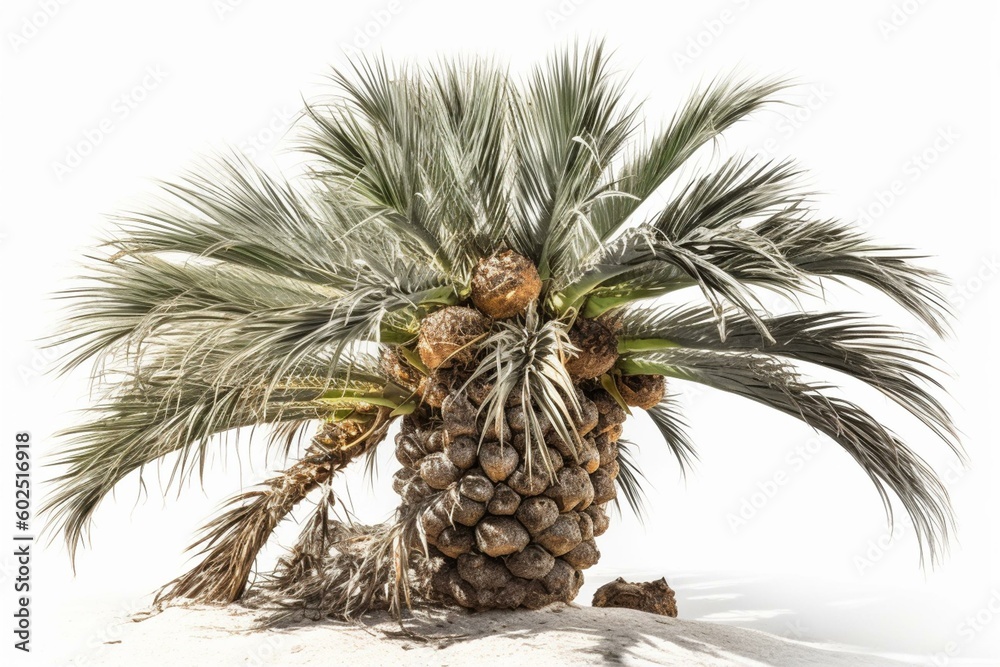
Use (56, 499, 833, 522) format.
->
(45, 42, 959, 618)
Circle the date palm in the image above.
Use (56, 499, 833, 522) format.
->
(45, 43, 958, 617)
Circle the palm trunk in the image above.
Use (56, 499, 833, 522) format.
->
(393, 384, 626, 610)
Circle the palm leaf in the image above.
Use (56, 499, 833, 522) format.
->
(619, 349, 954, 565)
(619, 306, 957, 447)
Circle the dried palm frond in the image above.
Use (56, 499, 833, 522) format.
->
(158, 411, 391, 603)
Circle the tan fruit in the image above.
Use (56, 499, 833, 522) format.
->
(470, 250, 542, 319)
(417, 306, 490, 370)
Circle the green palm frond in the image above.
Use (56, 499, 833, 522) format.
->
(512, 41, 638, 279)
(465, 303, 583, 477)
(42, 354, 393, 562)
(619, 306, 957, 447)
(614, 439, 649, 519)
(619, 349, 954, 565)
(755, 212, 952, 336)
(645, 396, 699, 475)
(586, 74, 789, 248)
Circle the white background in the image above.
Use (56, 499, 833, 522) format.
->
(1, 0, 998, 665)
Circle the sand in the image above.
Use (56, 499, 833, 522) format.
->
(70, 603, 923, 667)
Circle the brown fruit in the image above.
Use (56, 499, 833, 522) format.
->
(470, 250, 542, 320)
(417, 306, 490, 370)
(615, 374, 666, 409)
(565, 318, 618, 379)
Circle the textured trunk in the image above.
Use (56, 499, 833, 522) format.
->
(393, 384, 627, 610)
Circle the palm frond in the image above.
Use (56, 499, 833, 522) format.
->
(755, 212, 952, 336)
(652, 157, 804, 241)
(620, 306, 958, 448)
(646, 396, 699, 475)
(158, 413, 390, 603)
(511, 40, 639, 279)
(613, 439, 649, 520)
(41, 356, 392, 563)
(586, 74, 790, 246)
(263, 496, 439, 621)
(464, 303, 583, 476)
(303, 55, 511, 280)
(619, 349, 954, 565)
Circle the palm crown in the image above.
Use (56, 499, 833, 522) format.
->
(46, 42, 958, 616)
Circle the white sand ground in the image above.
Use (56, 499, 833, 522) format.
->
(70, 603, 934, 667)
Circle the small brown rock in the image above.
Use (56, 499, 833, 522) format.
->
(592, 577, 678, 617)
